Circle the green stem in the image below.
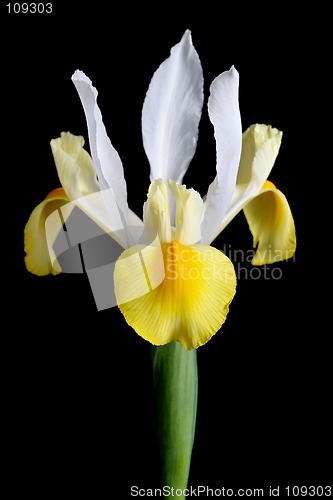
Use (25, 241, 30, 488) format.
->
(151, 341, 198, 498)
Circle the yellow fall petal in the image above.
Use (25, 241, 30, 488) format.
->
(24, 188, 70, 275)
(113, 240, 165, 304)
(243, 180, 296, 265)
(114, 241, 236, 350)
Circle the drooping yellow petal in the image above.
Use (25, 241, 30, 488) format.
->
(243, 180, 296, 265)
(24, 188, 70, 275)
(50, 132, 99, 200)
(114, 241, 236, 350)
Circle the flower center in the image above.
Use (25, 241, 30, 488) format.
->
(114, 238, 237, 350)
(144, 179, 204, 247)
(162, 241, 204, 292)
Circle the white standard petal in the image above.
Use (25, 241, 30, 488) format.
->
(200, 66, 242, 244)
(71, 70, 129, 223)
(142, 29, 204, 185)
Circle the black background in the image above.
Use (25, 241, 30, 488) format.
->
(2, 3, 330, 498)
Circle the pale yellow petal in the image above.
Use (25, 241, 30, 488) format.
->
(237, 124, 282, 184)
(143, 179, 171, 243)
(114, 240, 165, 304)
(24, 188, 70, 275)
(169, 180, 203, 245)
(219, 124, 283, 233)
(50, 132, 99, 200)
(114, 241, 236, 350)
(243, 180, 296, 265)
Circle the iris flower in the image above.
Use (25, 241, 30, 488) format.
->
(24, 30, 296, 351)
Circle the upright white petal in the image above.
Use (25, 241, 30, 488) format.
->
(142, 29, 204, 185)
(200, 66, 242, 244)
(71, 70, 129, 223)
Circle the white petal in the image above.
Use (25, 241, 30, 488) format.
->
(71, 70, 129, 223)
(69, 191, 127, 248)
(127, 208, 144, 227)
(219, 124, 283, 231)
(200, 66, 242, 244)
(72, 191, 143, 249)
(142, 29, 204, 185)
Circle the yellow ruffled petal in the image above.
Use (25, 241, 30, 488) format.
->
(237, 124, 282, 184)
(215, 124, 284, 235)
(114, 241, 236, 350)
(24, 188, 69, 275)
(169, 180, 203, 245)
(243, 180, 296, 265)
(50, 132, 99, 200)
(143, 179, 172, 243)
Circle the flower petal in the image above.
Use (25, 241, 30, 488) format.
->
(218, 124, 283, 231)
(142, 30, 204, 185)
(71, 70, 129, 222)
(143, 179, 172, 244)
(59, 192, 126, 249)
(114, 241, 236, 350)
(169, 180, 203, 246)
(114, 241, 165, 305)
(243, 180, 296, 265)
(24, 188, 70, 275)
(50, 133, 135, 247)
(200, 66, 242, 244)
(50, 132, 99, 200)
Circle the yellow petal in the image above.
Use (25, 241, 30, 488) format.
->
(243, 180, 296, 265)
(24, 188, 69, 275)
(113, 239, 165, 304)
(169, 180, 203, 245)
(143, 179, 171, 243)
(237, 124, 282, 184)
(219, 124, 283, 233)
(114, 241, 236, 350)
(50, 132, 99, 200)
